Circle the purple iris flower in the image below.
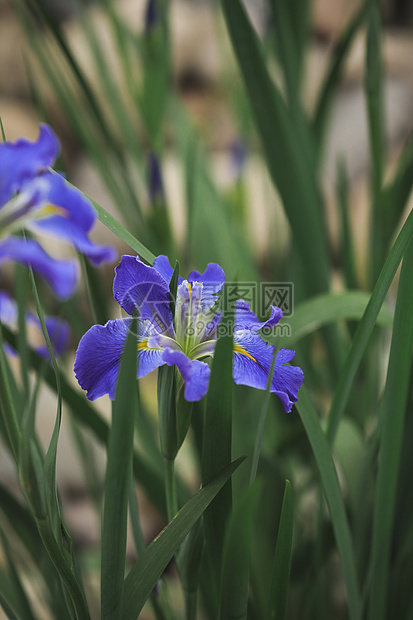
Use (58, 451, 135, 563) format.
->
(74, 255, 304, 412)
(0, 124, 116, 299)
(0, 290, 70, 359)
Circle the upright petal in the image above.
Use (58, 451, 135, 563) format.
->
(0, 124, 59, 206)
(0, 237, 78, 299)
(232, 328, 304, 413)
(74, 319, 131, 401)
(113, 255, 173, 333)
(152, 254, 183, 286)
(162, 348, 210, 401)
(188, 262, 225, 310)
(234, 299, 283, 333)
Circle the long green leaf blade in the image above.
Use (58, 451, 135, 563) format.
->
(0, 325, 168, 514)
(122, 457, 245, 620)
(267, 480, 294, 620)
(312, 3, 367, 154)
(296, 388, 361, 620)
(271, 291, 393, 349)
(220, 0, 330, 297)
(219, 483, 261, 620)
(327, 206, 413, 443)
(368, 239, 413, 620)
(202, 306, 233, 596)
(101, 324, 138, 619)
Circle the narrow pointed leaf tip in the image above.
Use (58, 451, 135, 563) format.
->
(75, 254, 304, 410)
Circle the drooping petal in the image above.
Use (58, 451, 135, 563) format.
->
(162, 348, 210, 401)
(74, 319, 131, 401)
(74, 317, 168, 401)
(232, 328, 304, 413)
(270, 349, 304, 411)
(0, 237, 78, 300)
(234, 299, 283, 333)
(0, 124, 59, 207)
(188, 262, 225, 310)
(30, 171, 116, 265)
(113, 255, 173, 333)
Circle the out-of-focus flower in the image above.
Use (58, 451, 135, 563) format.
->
(74, 255, 304, 411)
(0, 290, 70, 359)
(147, 152, 164, 205)
(144, 0, 158, 34)
(0, 124, 116, 299)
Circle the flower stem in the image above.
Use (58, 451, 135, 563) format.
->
(164, 457, 178, 522)
(249, 347, 277, 485)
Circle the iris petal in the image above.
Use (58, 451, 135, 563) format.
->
(153, 254, 183, 286)
(74, 319, 131, 401)
(26, 313, 70, 359)
(233, 328, 304, 413)
(113, 255, 173, 333)
(235, 299, 283, 332)
(0, 290, 18, 324)
(162, 348, 210, 401)
(0, 237, 78, 300)
(188, 262, 225, 310)
(0, 124, 59, 207)
(29, 172, 116, 265)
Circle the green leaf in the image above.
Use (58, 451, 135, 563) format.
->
(365, 0, 386, 281)
(80, 254, 110, 325)
(327, 206, 413, 443)
(268, 291, 394, 350)
(180, 518, 204, 620)
(0, 326, 21, 462)
(202, 305, 234, 600)
(336, 159, 358, 290)
(121, 457, 245, 620)
(312, 2, 367, 155)
(0, 568, 20, 620)
(219, 483, 262, 620)
(267, 480, 294, 620)
(1, 325, 168, 515)
(384, 135, 413, 242)
(219, 0, 330, 297)
(87, 194, 156, 265)
(250, 347, 277, 484)
(296, 388, 362, 620)
(0, 529, 35, 620)
(101, 324, 138, 619)
(368, 239, 413, 620)
(140, 0, 170, 147)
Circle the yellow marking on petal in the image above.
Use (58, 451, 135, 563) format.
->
(233, 344, 257, 363)
(40, 204, 68, 218)
(137, 338, 162, 352)
(188, 281, 192, 295)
